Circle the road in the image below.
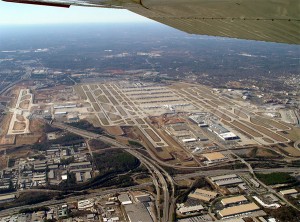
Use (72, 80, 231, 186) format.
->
(50, 121, 300, 219)
(174, 167, 300, 180)
(0, 183, 151, 217)
(50, 121, 175, 222)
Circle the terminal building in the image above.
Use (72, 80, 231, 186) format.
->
(208, 123, 239, 141)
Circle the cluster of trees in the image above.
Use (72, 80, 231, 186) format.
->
(256, 172, 296, 185)
(68, 120, 104, 134)
(93, 150, 140, 176)
(89, 139, 110, 150)
(32, 133, 84, 151)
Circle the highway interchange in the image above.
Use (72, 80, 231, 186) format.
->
(46, 121, 300, 221)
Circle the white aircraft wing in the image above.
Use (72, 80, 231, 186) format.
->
(3, 0, 300, 44)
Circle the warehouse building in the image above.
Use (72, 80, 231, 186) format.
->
(124, 203, 153, 222)
(188, 188, 218, 202)
(218, 202, 260, 218)
(279, 188, 298, 196)
(182, 138, 197, 143)
(0, 194, 16, 203)
(178, 205, 204, 214)
(210, 174, 244, 187)
(211, 174, 239, 182)
(221, 195, 248, 207)
(202, 152, 228, 163)
(118, 193, 132, 205)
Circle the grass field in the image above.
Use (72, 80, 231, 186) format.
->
(234, 109, 248, 119)
(73, 86, 87, 100)
(256, 172, 295, 185)
(145, 129, 161, 142)
(241, 120, 288, 142)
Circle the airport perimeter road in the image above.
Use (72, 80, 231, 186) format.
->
(0, 183, 151, 217)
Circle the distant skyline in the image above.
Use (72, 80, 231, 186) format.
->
(0, 1, 153, 25)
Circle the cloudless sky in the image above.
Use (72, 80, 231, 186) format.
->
(0, 1, 153, 25)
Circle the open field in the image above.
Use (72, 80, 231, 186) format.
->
(251, 117, 290, 130)
(73, 85, 87, 100)
(144, 128, 161, 142)
(16, 114, 25, 122)
(240, 120, 288, 142)
(13, 121, 26, 131)
(0, 156, 8, 170)
(234, 109, 248, 119)
(231, 120, 263, 137)
(19, 100, 30, 109)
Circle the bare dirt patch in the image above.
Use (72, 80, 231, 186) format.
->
(0, 156, 8, 170)
(19, 100, 30, 109)
(13, 121, 26, 131)
(21, 95, 31, 100)
(104, 126, 124, 136)
(16, 114, 25, 122)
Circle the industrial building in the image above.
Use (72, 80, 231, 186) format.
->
(210, 174, 244, 187)
(0, 194, 16, 203)
(188, 188, 218, 202)
(178, 205, 204, 214)
(54, 104, 77, 109)
(124, 203, 153, 222)
(221, 195, 248, 207)
(182, 138, 197, 143)
(202, 152, 228, 163)
(218, 202, 260, 218)
(78, 199, 94, 210)
(189, 114, 209, 127)
(279, 188, 298, 196)
(118, 193, 132, 205)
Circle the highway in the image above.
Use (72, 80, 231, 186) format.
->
(51, 121, 175, 222)
(49, 121, 300, 220)
(0, 183, 152, 217)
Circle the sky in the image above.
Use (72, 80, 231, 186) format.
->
(0, 1, 153, 25)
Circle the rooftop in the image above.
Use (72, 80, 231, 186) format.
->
(202, 152, 226, 161)
(124, 203, 153, 222)
(219, 202, 260, 218)
(210, 174, 238, 181)
(221, 195, 247, 206)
